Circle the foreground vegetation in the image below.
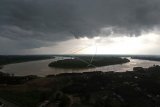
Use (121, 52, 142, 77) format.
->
(0, 71, 38, 85)
(0, 65, 160, 107)
(49, 56, 130, 68)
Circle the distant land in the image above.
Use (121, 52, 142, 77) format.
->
(0, 55, 55, 66)
(0, 54, 160, 66)
(132, 56, 160, 61)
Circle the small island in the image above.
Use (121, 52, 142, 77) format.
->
(49, 56, 130, 68)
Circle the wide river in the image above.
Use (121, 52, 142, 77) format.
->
(2, 57, 160, 77)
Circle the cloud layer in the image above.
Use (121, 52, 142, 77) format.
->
(1, 0, 160, 53)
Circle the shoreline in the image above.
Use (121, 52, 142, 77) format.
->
(2, 57, 160, 77)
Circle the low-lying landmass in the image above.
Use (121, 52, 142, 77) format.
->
(132, 55, 160, 61)
(0, 55, 55, 66)
(0, 65, 160, 107)
(49, 56, 130, 68)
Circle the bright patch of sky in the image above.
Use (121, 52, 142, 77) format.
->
(24, 33, 160, 55)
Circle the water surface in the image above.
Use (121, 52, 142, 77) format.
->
(2, 58, 160, 77)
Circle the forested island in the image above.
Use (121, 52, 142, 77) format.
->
(49, 56, 130, 68)
(0, 65, 160, 107)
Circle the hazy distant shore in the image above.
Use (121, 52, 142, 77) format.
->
(132, 56, 160, 61)
(0, 55, 55, 66)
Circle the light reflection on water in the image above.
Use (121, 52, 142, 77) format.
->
(2, 57, 160, 77)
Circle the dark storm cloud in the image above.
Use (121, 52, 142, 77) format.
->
(1, 0, 160, 52)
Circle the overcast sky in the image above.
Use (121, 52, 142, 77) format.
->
(1, 0, 160, 55)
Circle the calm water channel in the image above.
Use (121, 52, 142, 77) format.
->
(2, 57, 160, 77)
